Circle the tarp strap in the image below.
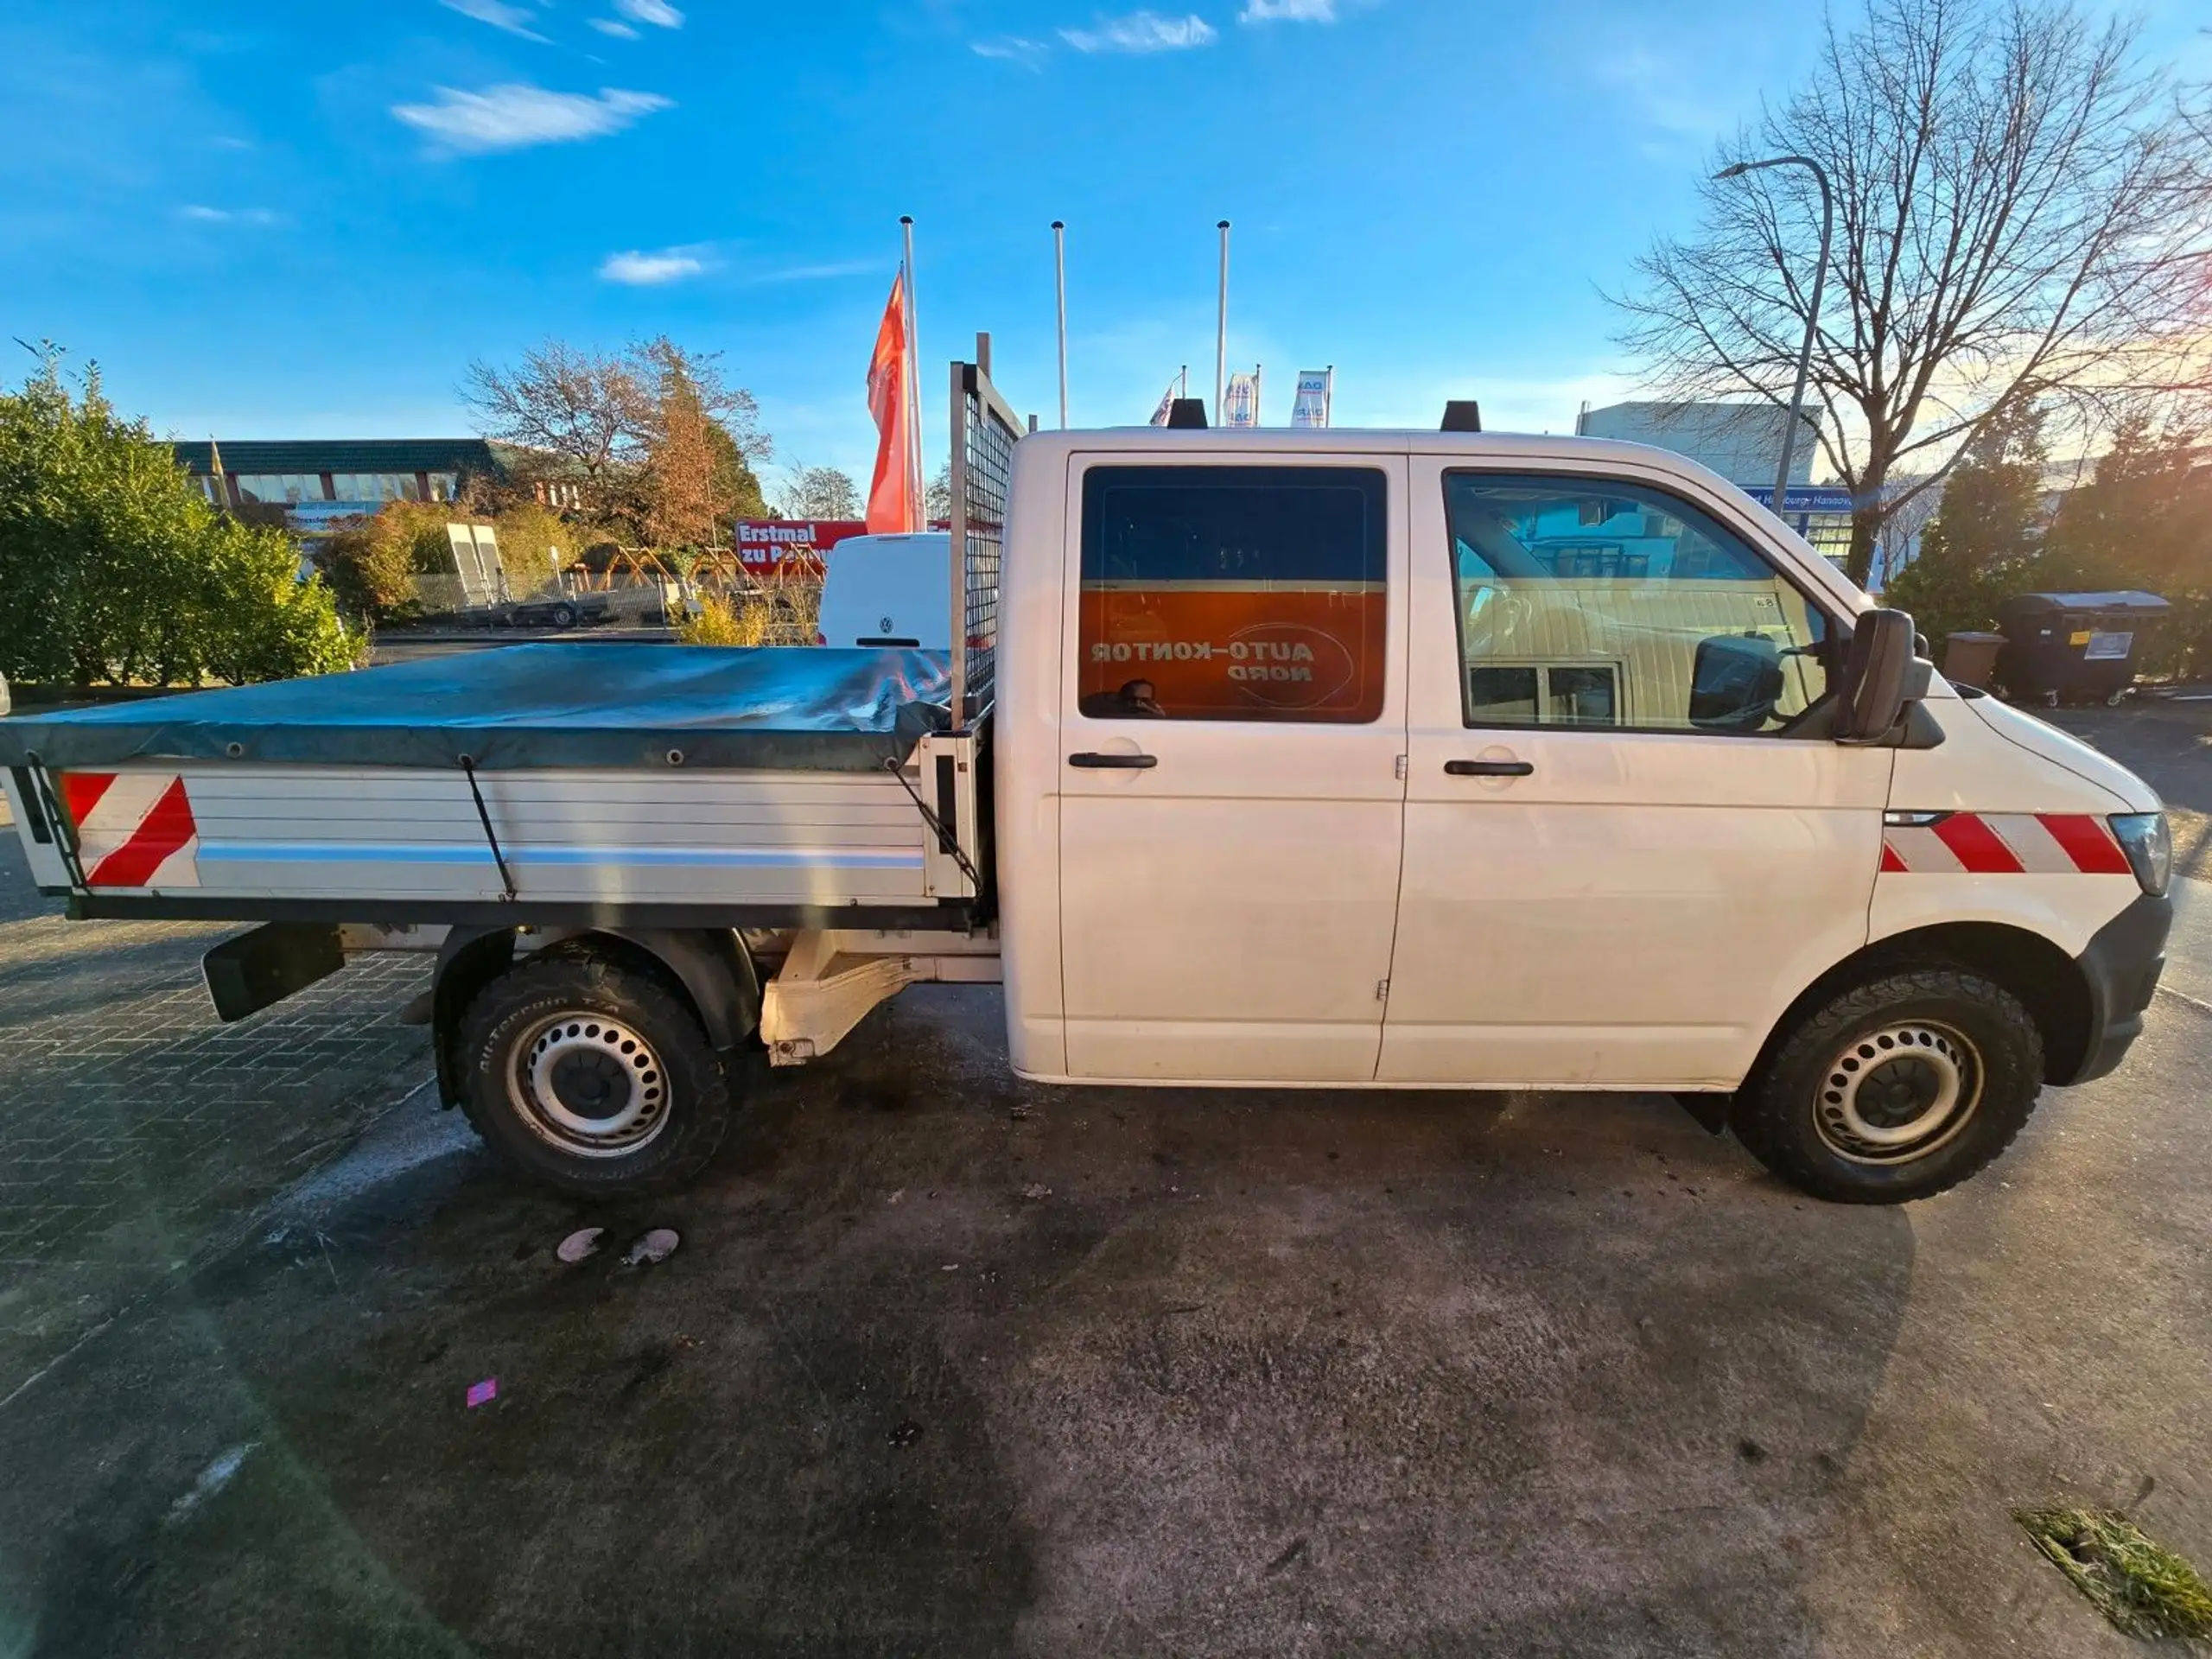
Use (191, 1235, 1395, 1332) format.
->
(459, 756, 518, 901)
(880, 756, 982, 892)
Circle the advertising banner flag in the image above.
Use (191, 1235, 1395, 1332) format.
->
(1148, 381, 1178, 426)
(1290, 368, 1333, 429)
(865, 269, 918, 533)
(1222, 369, 1261, 429)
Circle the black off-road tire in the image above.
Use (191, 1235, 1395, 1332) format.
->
(1732, 968, 2044, 1205)
(457, 953, 734, 1196)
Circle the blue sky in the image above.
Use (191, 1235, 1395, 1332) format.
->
(3, 0, 2205, 487)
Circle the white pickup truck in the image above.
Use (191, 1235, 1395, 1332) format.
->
(0, 358, 2172, 1205)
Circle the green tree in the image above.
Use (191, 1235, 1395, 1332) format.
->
(2039, 414, 2211, 593)
(2040, 412, 2212, 675)
(1885, 401, 2050, 646)
(0, 348, 354, 686)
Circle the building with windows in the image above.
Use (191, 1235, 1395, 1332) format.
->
(1574, 400, 1854, 565)
(170, 438, 582, 537)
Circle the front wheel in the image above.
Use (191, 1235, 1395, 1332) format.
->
(1732, 969, 2044, 1204)
(456, 953, 735, 1195)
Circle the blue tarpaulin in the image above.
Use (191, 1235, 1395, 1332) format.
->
(0, 645, 952, 772)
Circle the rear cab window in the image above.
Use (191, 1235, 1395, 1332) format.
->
(1077, 465, 1388, 723)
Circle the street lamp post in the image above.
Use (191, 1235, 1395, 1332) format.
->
(1713, 154, 1834, 518)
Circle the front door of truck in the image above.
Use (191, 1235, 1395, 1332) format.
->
(1382, 462, 1892, 1088)
(1057, 454, 1409, 1081)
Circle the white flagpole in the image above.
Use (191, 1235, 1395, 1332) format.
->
(901, 215, 922, 530)
(1052, 220, 1069, 430)
(1215, 220, 1230, 424)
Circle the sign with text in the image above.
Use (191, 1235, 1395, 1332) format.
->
(734, 519, 868, 571)
(1077, 585, 1386, 720)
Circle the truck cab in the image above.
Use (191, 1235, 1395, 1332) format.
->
(992, 427, 2171, 1200)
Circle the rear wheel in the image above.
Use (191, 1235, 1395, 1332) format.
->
(457, 953, 734, 1195)
(1733, 968, 2044, 1204)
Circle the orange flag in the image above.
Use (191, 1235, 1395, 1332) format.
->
(865, 271, 915, 533)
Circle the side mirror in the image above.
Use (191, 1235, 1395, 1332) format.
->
(1690, 633, 1785, 732)
(1834, 607, 1921, 741)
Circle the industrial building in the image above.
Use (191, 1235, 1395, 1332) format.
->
(1575, 401, 1853, 564)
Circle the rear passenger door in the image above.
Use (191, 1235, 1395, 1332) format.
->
(1382, 462, 1892, 1089)
(1056, 454, 1409, 1082)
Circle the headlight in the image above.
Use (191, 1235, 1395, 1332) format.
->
(2108, 813, 2171, 897)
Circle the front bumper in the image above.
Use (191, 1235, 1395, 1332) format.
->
(2064, 891, 2173, 1084)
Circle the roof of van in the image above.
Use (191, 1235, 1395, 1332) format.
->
(1017, 427, 1729, 464)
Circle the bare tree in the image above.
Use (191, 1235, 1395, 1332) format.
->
(464, 337, 773, 544)
(461, 340, 653, 487)
(776, 464, 862, 520)
(1615, 0, 2212, 585)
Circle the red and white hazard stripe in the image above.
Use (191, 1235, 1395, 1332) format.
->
(59, 771, 200, 889)
(1880, 811, 2132, 876)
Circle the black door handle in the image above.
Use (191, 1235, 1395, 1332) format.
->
(1445, 759, 1534, 777)
(1069, 752, 1159, 769)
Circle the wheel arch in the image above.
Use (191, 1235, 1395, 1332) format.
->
(1751, 920, 2091, 1093)
(529, 927, 760, 1052)
(431, 925, 760, 1108)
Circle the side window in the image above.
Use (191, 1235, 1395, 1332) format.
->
(1444, 474, 1832, 735)
(1077, 465, 1387, 723)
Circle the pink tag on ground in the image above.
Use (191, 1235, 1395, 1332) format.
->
(467, 1378, 498, 1408)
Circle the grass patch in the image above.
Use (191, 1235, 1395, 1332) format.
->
(2016, 1507, 2212, 1641)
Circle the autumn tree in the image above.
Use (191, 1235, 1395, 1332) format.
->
(633, 338, 769, 548)
(1614, 0, 2212, 586)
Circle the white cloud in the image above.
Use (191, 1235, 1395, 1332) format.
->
(1239, 0, 1338, 20)
(613, 0, 683, 26)
(1590, 42, 1737, 143)
(753, 259, 878, 283)
(1059, 10, 1217, 52)
(179, 204, 280, 226)
(440, 0, 550, 42)
(599, 247, 705, 284)
(972, 35, 1049, 68)
(588, 16, 640, 36)
(391, 83, 672, 154)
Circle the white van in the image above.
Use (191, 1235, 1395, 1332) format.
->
(815, 531, 952, 649)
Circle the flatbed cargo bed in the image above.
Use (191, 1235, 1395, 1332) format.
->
(0, 645, 986, 927)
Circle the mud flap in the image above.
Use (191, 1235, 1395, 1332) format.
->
(202, 922, 346, 1021)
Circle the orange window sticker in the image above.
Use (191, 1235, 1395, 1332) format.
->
(1077, 585, 1385, 721)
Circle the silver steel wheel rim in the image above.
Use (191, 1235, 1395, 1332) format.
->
(1814, 1020, 1980, 1166)
(506, 1012, 669, 1158)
